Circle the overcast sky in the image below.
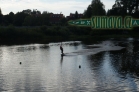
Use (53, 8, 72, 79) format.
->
(0, 0, 115, 16)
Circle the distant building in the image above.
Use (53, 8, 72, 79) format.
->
(50, 13, 64, 24)
(66, 13, 83, 20)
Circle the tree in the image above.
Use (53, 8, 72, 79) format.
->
(31, 9, 41, 15)
(22, 9, 32, 15)
(83, 0, 106, 18)
(14, 12, 29, 26)
(23, 12, 51, 26)
(84, 5, 93, 18)
(23, 16, 33, 26)
(75, 11, 78, 19)
(60, 17, 67, 26)
(3, 12, 15, 25)
(41, 13, 50, 25)
(108, 0, 139, 16)
(120, 0, 139, 14)
(9, 12, 14, 16)
(3, 15, 10, 26)
(0, 8, 3, 25)
(9, 12, 14, 24)
(42, 11, 49, 14)
(0, 8, 2, 15)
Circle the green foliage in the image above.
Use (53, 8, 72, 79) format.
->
(84, 6, 93, 18)
(0, 1, 139, 45)
(0, 25, 138, 44)
(23, 16, 33, 26)
(84, 0, 106, 18)
(107, 0, 139, 16)
(60, 18, 67, 26)
(75, 11, 78, 19)
(40, 25, 47, 31)
(3, 14, 14, 26)
(14, 12, 29, 26)
(0, 13, 3, 25)
(23, 12, 50, 26)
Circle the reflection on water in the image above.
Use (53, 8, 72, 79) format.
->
(0, 39, 139, 91)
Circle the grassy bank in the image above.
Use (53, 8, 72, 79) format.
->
(0, 25, 139, 45)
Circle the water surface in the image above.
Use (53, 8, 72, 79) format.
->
(0, 39, 139, 92)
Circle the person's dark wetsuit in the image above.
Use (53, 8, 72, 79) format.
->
(60, 45, 63, 54)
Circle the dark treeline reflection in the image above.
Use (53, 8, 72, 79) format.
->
(114, 41, 139, 76)
(88, 39, 139, 79)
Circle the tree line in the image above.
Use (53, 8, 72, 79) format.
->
(0, 9, 67, 26)
(0, 0, 139, 44)
(83, 0, 139, 18)
(0, 0, 139, 26)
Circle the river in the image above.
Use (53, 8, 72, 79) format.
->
(0, 38, 139, 92)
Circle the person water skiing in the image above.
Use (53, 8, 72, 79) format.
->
(60, 42, 64, 55)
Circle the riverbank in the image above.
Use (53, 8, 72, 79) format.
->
(0, 25, 139, 45)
